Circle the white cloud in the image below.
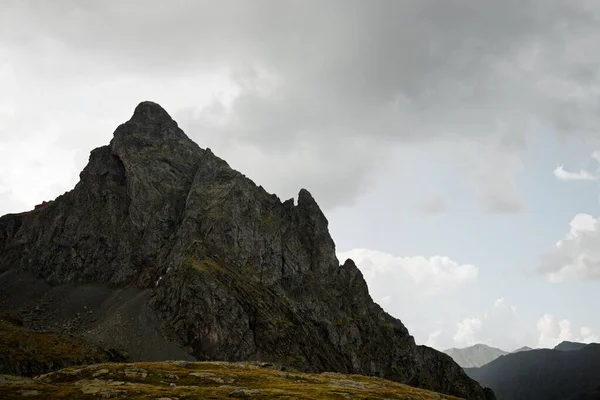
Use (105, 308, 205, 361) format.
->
(536, 314, 559, 348)
(553, 150, 600, 183)
(540, 213, 600, 282)
(337, 248, 478, 350)
(425, 330, 442, 348)
(451, 298, 532, 350)
(536, 314, 599, 348)
(339, 248, 478, 296)
(581, 326, 593, 337)
(0, 133, 79, 215)
(453, 317, 484, 347)
(553, 165, 598, 181)
(341, 251, 565, 351)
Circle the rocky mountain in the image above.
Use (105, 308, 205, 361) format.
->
(465, 343, 600, 400)
(443, 344, 508, 368)
(554, 341, 589, 351)
(0, 101, 494, 399)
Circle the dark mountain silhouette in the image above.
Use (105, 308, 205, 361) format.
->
(0, 102, 494, 399)
(565, 386, 600, 400)
(466, 343, 600, 400)
(554, 341, 588, 351)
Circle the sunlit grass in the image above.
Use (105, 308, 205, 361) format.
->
(0, 361, 463, 399)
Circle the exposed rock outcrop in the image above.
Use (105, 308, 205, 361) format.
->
(0, 102, 494, 399)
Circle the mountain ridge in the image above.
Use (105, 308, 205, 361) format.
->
(0, 101, 494, 399)
(511, 346, 533, 353)
(466, 343, 600, 400)
(443, 344, 508, 368)
(554, 341, 589, 351)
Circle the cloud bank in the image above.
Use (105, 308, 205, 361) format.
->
(4, 1, 600, 212)
(537, 314, 599, 348)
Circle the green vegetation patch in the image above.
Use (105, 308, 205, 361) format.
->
(0, 317, 112, 373)
(208, 208, 227, 219)
(0, 361, 465, 399)
(186, 257, 225, 274)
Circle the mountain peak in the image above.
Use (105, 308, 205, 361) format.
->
(0, 102, 494, 400)
(443, 344, 508, 368)
(297, 188, 327, 224)
(110, 101, 193, 159)
(130, 101, 174, 124)
(511, 346, 533, 353)
(554, 341, 588, 351)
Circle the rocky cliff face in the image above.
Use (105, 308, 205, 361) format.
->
(0, 102, 494, 399)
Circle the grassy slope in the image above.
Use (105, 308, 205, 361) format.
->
(0, 361, 463, 399)
(0, 317, 116, 376)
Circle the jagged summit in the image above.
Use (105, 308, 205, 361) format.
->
(111, 101, 193, 161)
(130, 100, 175, 124)
(0, 103, 494, 400)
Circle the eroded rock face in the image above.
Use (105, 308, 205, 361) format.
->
(0, 102, 494, 399)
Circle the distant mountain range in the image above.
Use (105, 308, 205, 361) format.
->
(444, 340, 591, 369)
(465, 342, 600, 400)
(443, 344, 509, 368)
(511, 346, 533, 353)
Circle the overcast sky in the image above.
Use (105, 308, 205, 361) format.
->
(2, 0, 600, 351)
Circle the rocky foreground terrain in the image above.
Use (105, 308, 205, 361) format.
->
(0, 101, 494, 399)
(0, 316, 124, 377)
(0, 361, 465, 399)
(0, 319, 461, 399)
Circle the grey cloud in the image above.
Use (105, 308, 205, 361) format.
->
(2, 0, 600, 210)
(476, 162, 524, 214)
(418, 195, 446, 215)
